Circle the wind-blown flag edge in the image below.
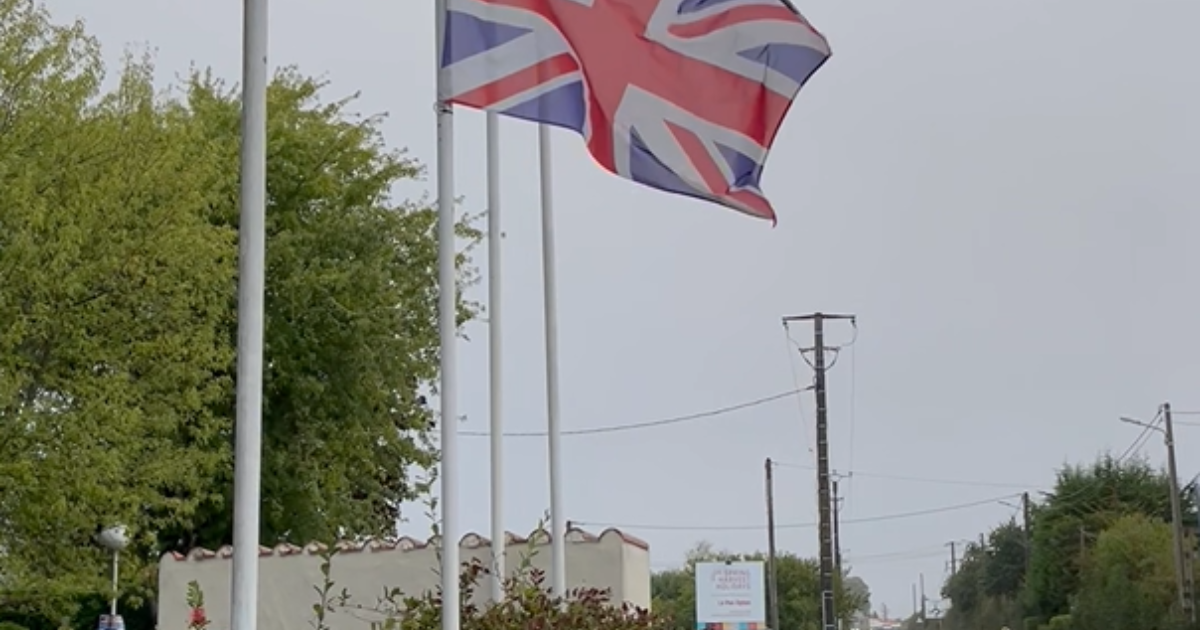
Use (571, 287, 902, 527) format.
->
(439, 0, 831, 224)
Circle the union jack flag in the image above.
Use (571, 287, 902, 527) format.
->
(439, 0, 831, 222)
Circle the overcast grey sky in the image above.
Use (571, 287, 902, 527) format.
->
(50, 0, 1199, 616)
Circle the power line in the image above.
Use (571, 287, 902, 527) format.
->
(1117, 408, 1163, 463)
(771, 460, 1035, 490)
(458, 389, 799, 437)
(574, 493, 1019, 532)
(1040, 411, 1167, 512)
(781, 327, 816, 461)
(849, 547, 947, 564)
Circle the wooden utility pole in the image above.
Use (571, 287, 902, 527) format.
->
(832, 476, 848, 630)
(832, 477, 844, 578)
(1021, 491, 1032, 573)
(782, 312, 854, 630)
(1162, 403, 1195, 622)
(765, 458, 781, 630)
(947, 541, 957, 575)
(919, 573, 927, 624)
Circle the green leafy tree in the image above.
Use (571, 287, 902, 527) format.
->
(155, 67, 477, 551)
(943, 455, 1196, 630)
(943, 541, 988, 616)
(1, 0, 475, 625)
(0, 3, 233, 619)
(941, 530, 1024, 630)
(650, 567, 694, 629)
(1072, 514, 1180, 630)
(1024, 455, 1185, 619)
(650, 543, 866, 630)
(841, 576, 870, 617)
(982, 521, 1026, 598)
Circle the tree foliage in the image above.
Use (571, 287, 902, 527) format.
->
(1073, 514, 1179, 630)
(0, 0, 474, 626)
(939, 455, 1198, 630)
(158, 66, 475, 552)
(941, 522, 1026, 630)
(0, 1, 234, 617)
(650, 542, 868, 630)
(1026, 456, 1187, 619)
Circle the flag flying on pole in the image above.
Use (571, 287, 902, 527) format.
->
(438, 0, 830, 222)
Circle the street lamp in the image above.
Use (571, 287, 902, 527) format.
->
(1119, 405, 1194, 622)
(96, 525, 128, 620)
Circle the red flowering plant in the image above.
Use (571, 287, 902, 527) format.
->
(186, 581, 210, 630)
(342, 556, 673, 630)
(182, 551, 672, 630)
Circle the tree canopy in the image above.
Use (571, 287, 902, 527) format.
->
(651, 542, 868, 630)
(939, 455, 1198, 630)
(1073, 514, 1179, 630)
(0, 0, 475, 627)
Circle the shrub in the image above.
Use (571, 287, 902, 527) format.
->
(188, 554, 674, 630)
(1044, 614, 1071, 630)
(352, 558, 672, 630)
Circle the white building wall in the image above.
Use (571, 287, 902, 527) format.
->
(620, 541, 652, 607)
(157, 528, 650, 630)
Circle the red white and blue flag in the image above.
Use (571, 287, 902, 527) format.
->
(439, 0, 830, 222)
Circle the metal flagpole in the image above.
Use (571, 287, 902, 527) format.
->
(434, 1, 461, 629)
(486, 111, 506, 602)
(230, 0, 268, 628)
(538, 123, 567, 598)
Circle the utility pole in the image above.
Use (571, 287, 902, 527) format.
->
(919, 573, 926, 624)
(832, 475, 848, 630)
(1163, 403, 1195, 623)
(832, 476, 844, 578)
(765, 458, 781, 630)
(782, 312, 855, 630)
(1021, 491, 1032, 573)
(947, 541, 957, 575)
(1122, 404, 1195, 622)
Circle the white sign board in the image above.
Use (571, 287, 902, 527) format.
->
(694, 561, 766, 625)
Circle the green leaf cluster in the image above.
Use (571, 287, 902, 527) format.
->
(939, 455, 1198, 630)
(1073, 514, 1179, 630)
(0, 0, 476, 626)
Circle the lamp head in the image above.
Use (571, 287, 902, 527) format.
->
(96, 525, 128, 551)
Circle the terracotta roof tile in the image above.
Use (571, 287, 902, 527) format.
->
(162, 525, 647, 562)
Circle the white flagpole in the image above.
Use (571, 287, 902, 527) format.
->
(230, 0, 267, 628)
(434, 1, 461, 629)
(486, 111, 506, 602)
(538, 124, 567, 597)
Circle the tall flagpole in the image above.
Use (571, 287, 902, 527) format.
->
(230, 0, 267, 628)
(434, 1, 461, 629)
(538, 124, 567, 597)
(486, 111, 506, 602)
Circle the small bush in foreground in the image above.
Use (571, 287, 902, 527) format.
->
(358, 558, 671, 630)
(187, 554, 674, 630)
